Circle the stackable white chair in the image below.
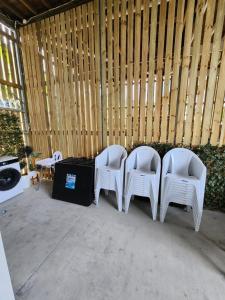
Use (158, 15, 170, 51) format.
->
(125, 146, 161, 220)
(160, 148, 207, 231)
(95, 145, 127, 212)
(52, 151, 63, 162)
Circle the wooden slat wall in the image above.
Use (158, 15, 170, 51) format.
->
(20, 0, 101, 157)
(102, 0, 225, 148)
(19, 0, 225, 157)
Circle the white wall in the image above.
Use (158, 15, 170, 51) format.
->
(0, 233, 15, 300)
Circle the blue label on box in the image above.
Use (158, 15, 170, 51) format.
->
(65, 174, 76, 190)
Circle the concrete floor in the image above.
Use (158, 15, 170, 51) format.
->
(0, 182, 225, 300)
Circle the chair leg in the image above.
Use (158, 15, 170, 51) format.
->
(115, 189, 122, 212)
(150, 199, 158, 221)
(125, 192, 132, 214)
(117, 193, 122, 212)
(192, 188, 204, 232)
(115, 176, 123, 212)
(192, 202, 202, 232)
(194, 211, 202, 232)
(160, 200, 169, 223)
(95, 188, 100, 206)
(150, 183, 159, 221)
(185, 205, 192, 212)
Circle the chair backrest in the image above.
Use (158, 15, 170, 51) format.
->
(53, 151, 63, 162)
(130, 146, 158, 172)
(164, 148, 195, 176)
(107, 145, 127, 169)
(136, 148, 155, 172)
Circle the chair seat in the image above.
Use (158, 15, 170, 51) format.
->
(99, 165, 120, 172)
(164, 173, 197, 205)
(130, 169, 156, 176)
(165, 173, 198, 183)
(97, 166, 120, 191)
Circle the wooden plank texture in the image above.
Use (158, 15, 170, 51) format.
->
(154, 0, 167, 142)
(192, 0, 216, 145)
(183, 0, 205, 145)
(139, 0, 150, 142)
(146, 0, 157, 143)
(18, 0, 225, 158)
(176, 0, 195, 144)
(201, 0, 225, 145)
(168, 0, 185, 144)
(160, 0, 175, 143)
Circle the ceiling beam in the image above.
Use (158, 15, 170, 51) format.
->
(18, 0, 37, 15)
(19, 0, 92, 26)
(0, 11, 15, 28)
(1, 3, 23, 20)
(40, 0, 52, 9)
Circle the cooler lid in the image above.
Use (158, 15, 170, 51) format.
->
(56, 157, 94, 166)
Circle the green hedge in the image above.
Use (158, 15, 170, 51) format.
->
(132, 143, 225, 211)
(0, 112, 24, 158)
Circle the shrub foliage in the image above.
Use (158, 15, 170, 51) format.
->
(0, 112, 24, 158)
(132, 143, 225, 211)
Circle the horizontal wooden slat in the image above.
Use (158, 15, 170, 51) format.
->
(0, 78, 22, 89)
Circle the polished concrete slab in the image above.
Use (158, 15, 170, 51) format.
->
(0, 182, 225, 300)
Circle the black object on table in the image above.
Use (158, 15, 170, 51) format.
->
(52, 157, 95, 206)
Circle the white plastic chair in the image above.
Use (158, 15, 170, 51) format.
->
(95, 145, 127, 212)
(124, 146, 161, 221)
(52, 151, 63, 162)
(160, 148, 207, 231)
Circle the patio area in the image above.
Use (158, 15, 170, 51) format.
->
(0, 1, 225, 299)
(0, 182, 225, 300)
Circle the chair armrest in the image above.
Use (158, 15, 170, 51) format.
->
(189, 157, 207, 208)
(95, 149, 108, 169)
(189, 156, 207, 180)
(124, 152, 135, 194)
(120, 156, 126, 173)
(119, 151, 127, 181)
(162, 153, 171, 178)
(125, 152, 136, 174)
(151, 154, 161, 176)
(156, 156, 161, 178)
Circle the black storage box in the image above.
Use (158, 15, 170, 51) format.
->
(52, 157, 95, 206)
